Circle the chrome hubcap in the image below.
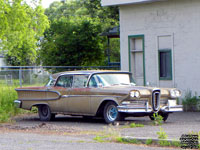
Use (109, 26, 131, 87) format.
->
(107, 105, 117, 121)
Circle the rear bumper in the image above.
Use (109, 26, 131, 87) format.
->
(117, 105, 183, 113)
(14, 100, 22, 108)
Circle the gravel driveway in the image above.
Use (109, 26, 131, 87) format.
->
(0, 112, 199, 149)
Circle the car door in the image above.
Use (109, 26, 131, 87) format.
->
(50, 75, 73, 112)
(68, 74, 92, 114)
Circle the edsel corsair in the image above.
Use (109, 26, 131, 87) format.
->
(14, 70, 183, 123)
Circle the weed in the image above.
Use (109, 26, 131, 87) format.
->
(171, 140, 181, 147)
(158, 140, 171, 147)
(122, 122, 144, 128)
(156, 127, 171, 147)
(0, 85, 20, 122)
(119, 138, 141, 144)
(182, 90, 200, 112)
(93, 125, 121, 143)
(152, 113, 163, 126)
(146, 139, 153, 145)
(93, 135, 107, 142)
(129, 123, 144, 128)
(157, 127, 168, 139)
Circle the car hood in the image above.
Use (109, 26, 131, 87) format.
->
(97, 85, 172, 97)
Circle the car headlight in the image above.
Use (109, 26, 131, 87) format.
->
(170, 89, 181, 98)
(130, 90, 140, 98)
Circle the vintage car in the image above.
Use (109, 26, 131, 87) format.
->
(14, 70, 183, 123)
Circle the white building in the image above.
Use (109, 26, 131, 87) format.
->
(102, 0, 200, 96)
(0, 53, 6, 67)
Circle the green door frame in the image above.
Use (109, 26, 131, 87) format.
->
(128, 35, 146, 86)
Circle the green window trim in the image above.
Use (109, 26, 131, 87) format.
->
(158, 49, 173, 80)
(128, 34, 146, 86)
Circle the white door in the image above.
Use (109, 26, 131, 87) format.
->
(129, 36, 145, 86)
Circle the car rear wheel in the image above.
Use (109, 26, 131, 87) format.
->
(38, 105, 54, 121)
(103, 102, 120, 124)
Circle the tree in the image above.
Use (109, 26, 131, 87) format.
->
(0, 0, 49, 66)
(45, 0, 119, 30)
(39, 17, 104, 66)
(40, 0, 120, 66)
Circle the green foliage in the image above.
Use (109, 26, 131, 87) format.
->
(39, 17, 104, 66)
(0, 0, 49, 66)
(146, 139, 153, 145)
(45, 0, 119, 30)
(171, 140, 181, 147)
(40, 0, 120, 66)
(118, 138, 141, 144)
(0, 86, 19, 122)
(157, 127, 171, 147)
(182, 91, 200, 112)
(152, 113, 163, 126)
(129, 123, 144, 128)
(157, 127, 168, 139)
(93, 135, 107, 143)
(93, 125, 121, 143)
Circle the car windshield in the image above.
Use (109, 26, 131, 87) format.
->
(90, 73, 133, 87)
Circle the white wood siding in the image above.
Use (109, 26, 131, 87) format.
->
(120, 0, 200, 95)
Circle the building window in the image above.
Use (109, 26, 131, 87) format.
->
(158, 49, 172, 80)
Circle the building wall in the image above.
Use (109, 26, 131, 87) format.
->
(0, 56, 6, 67)
(120, 0, 200, 95)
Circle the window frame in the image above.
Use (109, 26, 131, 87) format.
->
(158, 49, 173, 80)
(55, 75, 73, 88)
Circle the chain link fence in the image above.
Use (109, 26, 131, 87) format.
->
(0, 66, 120, 87)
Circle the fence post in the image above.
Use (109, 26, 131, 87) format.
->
(19, 67, 22, 87)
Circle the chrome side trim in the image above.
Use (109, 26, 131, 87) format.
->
(61, 95, 69, 98)
(14, 100, 21, 108)
(66, 95, 122, 98)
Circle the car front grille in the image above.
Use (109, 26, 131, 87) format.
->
(152, 89, 160, 112)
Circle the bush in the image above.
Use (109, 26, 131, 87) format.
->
(182, 91, 200, 112)
(0, 86, 20, 122)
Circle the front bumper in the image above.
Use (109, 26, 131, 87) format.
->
(14, 100, 22, 108)
(117, 104, 183, 113)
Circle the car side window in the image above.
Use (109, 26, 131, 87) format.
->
(88, 76, 98, 88)
(55, 75, 73, 88)
(73, 75, 89, 88)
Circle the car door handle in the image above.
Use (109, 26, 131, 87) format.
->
(61, 95, 69, 98)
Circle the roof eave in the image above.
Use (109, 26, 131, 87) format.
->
(101, 0, 167, 7)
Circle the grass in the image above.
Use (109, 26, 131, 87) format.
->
(0, 85, 21, 122)
(122, 122, 144, 128)
(146, 139, 153, 145)
(93, 125, 121, 142)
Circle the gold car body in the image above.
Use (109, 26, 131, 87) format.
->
(14, 70, 183, 118)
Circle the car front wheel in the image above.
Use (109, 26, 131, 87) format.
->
(103, 102, 120, 124)
(38, 105, 53, 121)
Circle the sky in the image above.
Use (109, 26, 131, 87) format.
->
(26, 0, 60, 8)
(42, 0, 59, 8)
